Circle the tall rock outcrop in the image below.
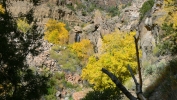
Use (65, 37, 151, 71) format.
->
(138, 0, 163, 63)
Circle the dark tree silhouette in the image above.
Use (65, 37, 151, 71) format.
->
(0, 0, 49, 99)
(82, 87, 122, 100)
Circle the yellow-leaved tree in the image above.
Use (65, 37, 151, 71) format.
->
(69, 39, 94, 65)
(44, 19, 69, 44)
(17, 18, 31, 33)
(82, 30, 138, 90)
(157, 0, 177, 54)
(0, 4, 5, 14)
(164, 0, 174, 6)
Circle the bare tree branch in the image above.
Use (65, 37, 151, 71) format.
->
(134, 35, 143, 91)
(127, 65, 138, 85)
(102, 68, 137, 100)
(127, 65, 147, 100)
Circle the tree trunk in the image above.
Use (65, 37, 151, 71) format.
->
(102, 68, 137, 100)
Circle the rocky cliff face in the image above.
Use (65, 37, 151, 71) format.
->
(7, 0, 145, 67)
(138, 0, 163, 62)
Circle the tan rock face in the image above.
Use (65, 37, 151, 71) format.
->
(8, 0, 80, 27)
(94, 10, 103, 26)
(8, 1, 33, 17)
(73, 26, 82, 33)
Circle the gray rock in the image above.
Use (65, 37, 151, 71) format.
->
(145, 17, 152, 30)
(64, 97, 69, 100)
(56, 91, 61, 97)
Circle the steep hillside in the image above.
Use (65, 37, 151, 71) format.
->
(1, 0, 177, 100)
(139, 0, 177, 99)
(2, 0, 146, 99)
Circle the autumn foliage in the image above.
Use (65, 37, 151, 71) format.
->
(155, 0, 177, 55)
(70, 39, 94, 65)
(0, 4, 5, 14)
(17, 18, 31, 33)
(164, 0, 175, 5)
(81, 30, 138, 90)
(44, 19, 69, 44)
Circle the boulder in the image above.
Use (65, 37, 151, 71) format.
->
(56, 91, 61, 97)
(145, 16, 152, 30)
(73, 26, 82, 33)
